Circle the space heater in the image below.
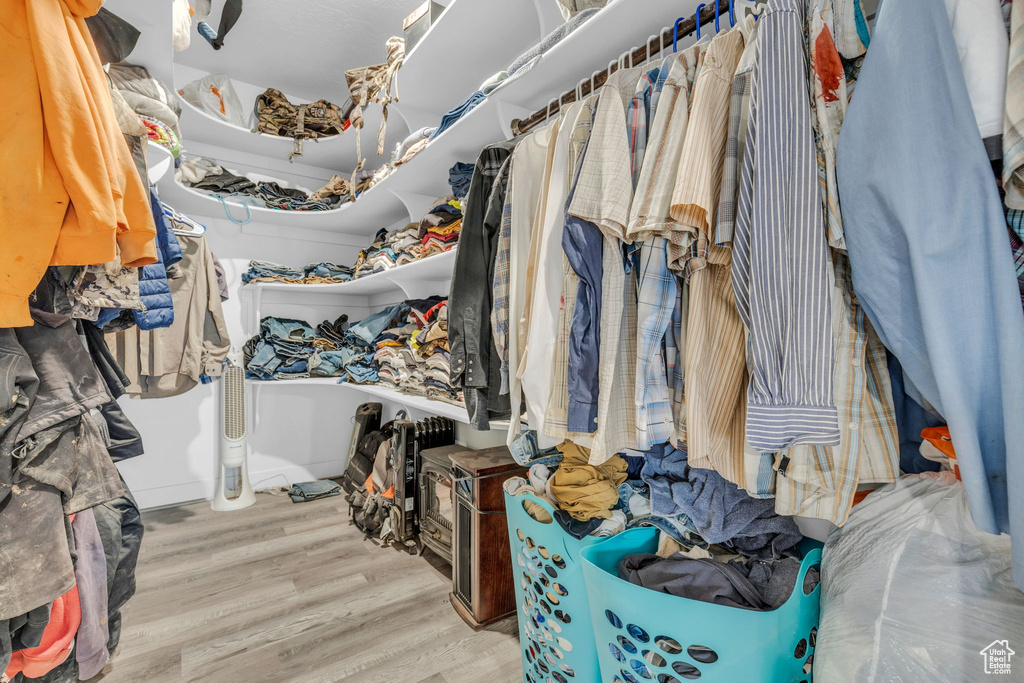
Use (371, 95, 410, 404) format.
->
(212, 348, 255, 511)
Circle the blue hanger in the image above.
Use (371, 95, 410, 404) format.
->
(695, 3, 707, 40)
(673, 16, 685, 52)
(715, 0, 721, 32)
(729, 0, 736, 26)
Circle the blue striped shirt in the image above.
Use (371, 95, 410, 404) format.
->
(732, 0, 839, 452)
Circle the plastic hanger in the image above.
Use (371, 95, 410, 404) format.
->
(695, 3, 707, 40)
(673, 16, 686, 52)
(715, 0, 721, 33)
(644, 34, 657, 66)
(729, 0, 736, 27)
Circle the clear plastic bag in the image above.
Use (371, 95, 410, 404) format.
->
(816, 472, 1024, 681)
(178, 73, 249, 129)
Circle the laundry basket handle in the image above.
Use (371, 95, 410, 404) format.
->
(795, 547, 822, 597)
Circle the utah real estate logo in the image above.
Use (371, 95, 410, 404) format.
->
(980, 640, 1015, 675)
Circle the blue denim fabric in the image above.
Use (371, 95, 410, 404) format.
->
(247, 340, 282, 379)
(310, 350, 346, 377)
(837, 0, 1024, 587)
(241, 260, 306, 284)
(430, 91, 486, 140)
(626, 513, 699, 546)
(261, 317, 315, 344)
(348, 304, 408, 346)
(342, 363, 379, 384)
(304, 263, 353, 280)
(509, 430, 564, 467)
(563, 154, 603, 433)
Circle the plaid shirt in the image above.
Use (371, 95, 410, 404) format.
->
(490, 156, 515, 394)
(1007, 214, 1024, 310)
(568, 67, 647, 463)
(772, 3, 899, 525)
(774, 252, 900, 525)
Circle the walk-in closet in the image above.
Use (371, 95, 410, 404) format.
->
(3, 0, 1024, 681)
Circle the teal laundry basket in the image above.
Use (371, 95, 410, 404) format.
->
(505, 491, 603, 683)
(580, 528, 821, 683)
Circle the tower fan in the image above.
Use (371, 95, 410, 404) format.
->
(212, 348, 256, 511)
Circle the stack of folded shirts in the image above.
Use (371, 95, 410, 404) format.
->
(335, 303, 413, 384)
(350, 195, 464, 278)
(242, 260, 354, 284)
(371, 296, 442, 390)
(404, 301, 461, 405)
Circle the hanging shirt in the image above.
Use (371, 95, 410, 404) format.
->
(568, 66, 647, 464)
(772, 0, 900, 525)
(1004, 0, 1024, 208)
(449, 139, 519, 427)
(517, 105, 581, 448)
(716, 15, 759, 247)
(546, 96, 599, 443)
(836, 0, 1024, 587)
(504, 124, 557, 441)
(733, 0, 840, 453)
(627, 43, 709, 449)
(670, 26, 750, 486)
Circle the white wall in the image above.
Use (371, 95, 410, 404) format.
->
(115, 214, 368, 509)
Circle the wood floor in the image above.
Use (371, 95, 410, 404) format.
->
(93, 490, 524, 683)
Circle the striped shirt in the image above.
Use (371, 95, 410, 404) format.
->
(774, 251, 900, 525)
(668, 26, 750, 482)
(732, 0, 840, 453)
(716, 15, 759, 247)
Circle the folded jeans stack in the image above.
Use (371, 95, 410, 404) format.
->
(241, 260, 354, 285)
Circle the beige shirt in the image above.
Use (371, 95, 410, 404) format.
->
(107, 235, 230, 398)
(671, 27, 751, 485)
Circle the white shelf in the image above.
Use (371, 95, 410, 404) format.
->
(155, 172, 361, 231)
(491, 0, 706, 112)
(245, 377, 488, 425)
(338, 383, 473, 423)
(146, 141, 174, 184)
(175, 94, 380, 174)
(243, 248, 457, 297)
(397, 0, 565, 120)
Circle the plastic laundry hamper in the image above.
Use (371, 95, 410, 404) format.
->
(505, 490, 603, 683)
(580, 528, 821, 683)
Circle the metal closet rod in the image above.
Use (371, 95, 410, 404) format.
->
(511, 1, 732, 135)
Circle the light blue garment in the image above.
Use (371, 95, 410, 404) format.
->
(260, 317, 315, 344)
(836, 0, 1024, 589)
(348, 304, 408, 346)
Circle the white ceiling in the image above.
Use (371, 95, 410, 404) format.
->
(175, 0, 430, 103)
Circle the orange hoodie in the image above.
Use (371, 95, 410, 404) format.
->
(0, 0, 157, 328)
(3, 585, 81, 679)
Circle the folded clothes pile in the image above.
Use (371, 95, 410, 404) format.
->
(405, 300, 460, 404)
(370, 297, 456, 400)
(176, 156, 345, 212)
(352, 195, 464, 278)
(245, 315, 348, 380)
(241, 260, 354, 285)
(339, 303, 413, 384)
